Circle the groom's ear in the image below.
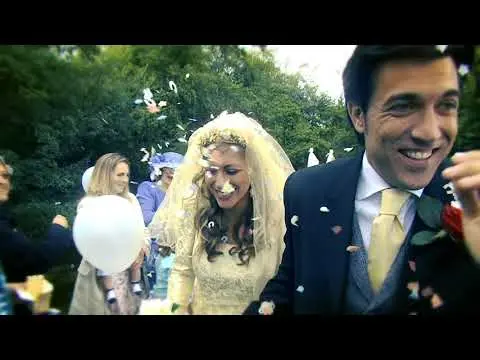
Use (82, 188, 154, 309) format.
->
(347, 103, 366, 135)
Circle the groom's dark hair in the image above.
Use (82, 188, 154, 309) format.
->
(342, 45, 474, 145)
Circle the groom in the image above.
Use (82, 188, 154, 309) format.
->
(245, 45, 480, 315)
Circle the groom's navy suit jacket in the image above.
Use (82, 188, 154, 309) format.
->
(245, 151, 480, 315)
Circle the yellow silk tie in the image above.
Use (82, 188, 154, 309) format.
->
(368, 188, 411, 293)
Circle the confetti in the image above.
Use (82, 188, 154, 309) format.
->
(55, 202, 62, 206)
(158, 101, 167, 108)
(143, 88, 154, 101)
(101, 118, 109, 125)
(326, 149, 335, 163)
(319, 206, 330, 213)
(210, 114, 214, 119)
(221, 181, 235, 194)
(140, 148, 150, 162)
(258, 301, 275, 315)
(421, 287, 434, 298)
(251, 217, 261, 222)
(407, 282, 419, 300)
(346, 245, 359, 253)
(458, 64, 470, 76)
(307, 148, 319, 167)
(247, 112, 253, 115)
(331, 225, 342, 235)
(134, 99, 143, 104)
(435, 45, 448, 53)
(176, 124, 186, 131)
(221, 235, 228, 243)
(208, 221, 215, 229)
(147, 103, 160, 113)
(230, 145, 242, 152)
(151, 146, 156, 158)
(188, 118, 199, 122)
(296, 285, 304, 293)
(344, 147, 354, 152)
(408, 261, 416, 272)
(169, 81, 178, 94)
(431, 293, 444, 309)
(291, 215, 299, 227)
(157, 144, 162, 150)
(165, 142, 170, 148)
(178, 137, 188, 143)
(185, 73, 190, 79)
(198, 159, 210, 168)
(157, 115, 167, 120)
(130, 181, 138, 185)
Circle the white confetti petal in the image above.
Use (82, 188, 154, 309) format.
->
(296, 285, 304, 293)
(344, 147, 354, 152)
(458, 64, 470, 76)
(157, 115, 167, 120)
(158, 101, 167, 108)
(168, 81, 178, 94)
(157, 144, 162, 150)
(55, 202, 62, 206)
(185, 73, 190, 79)
(130, 181, 138, 185)
(221, 181, 235, 194)
(319, 206, 330, 213)
(188, 118, 198, 122)
(198, 159, 210, 168)
(143, 88, 154, 103)
(251, 217, 261, 222)
(326, 149, 335, 163)
(176, 124, 185, 131)
(210, 114, 214, 119)
(101, 118, 109, 125)
(178, 137, 188, 143)
(435, 45, 448, 53)
(291, 215, 299, 227)
(177, 102, 181, 105)
(134, 99, 143, 104)
(346, 245, 360, 253)
(165, 142, 170, 148)
(140, 148, 150, 162)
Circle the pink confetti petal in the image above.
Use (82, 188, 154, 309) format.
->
(431, 293, 444, 309)
(331, 225, 342, 235)
(421, 286, 434, 298)
(408, 261, 416, 272)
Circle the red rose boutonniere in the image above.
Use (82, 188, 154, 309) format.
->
(411, 195, 463, 246)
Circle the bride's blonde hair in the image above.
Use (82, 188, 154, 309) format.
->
(149, 111, 294, 277)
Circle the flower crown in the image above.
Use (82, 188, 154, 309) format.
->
(198, 129, 247, 149)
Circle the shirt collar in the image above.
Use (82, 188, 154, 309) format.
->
(356, 152, 424, 201)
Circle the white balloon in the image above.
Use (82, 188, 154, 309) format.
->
(81, 167, 95, 193)
(73, 195, 144, 274)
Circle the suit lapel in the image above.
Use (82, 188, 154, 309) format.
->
(316, 152, 364, 313)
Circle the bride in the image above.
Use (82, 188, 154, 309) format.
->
(148, 111, 294, 315)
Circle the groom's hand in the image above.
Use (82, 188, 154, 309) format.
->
(443, 150, 480, 263)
